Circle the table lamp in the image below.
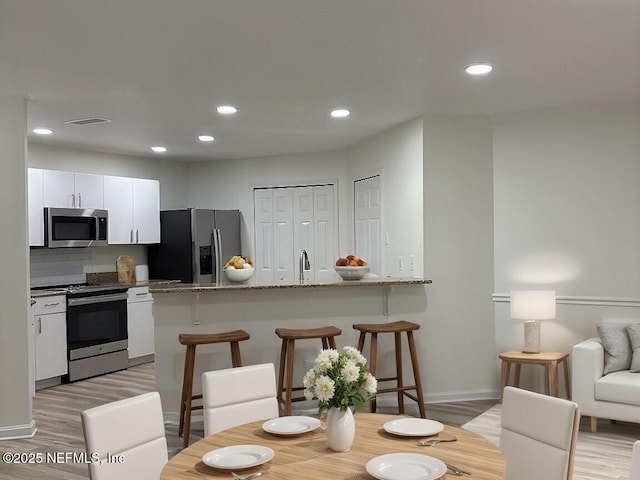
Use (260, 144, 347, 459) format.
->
(510, 290, 556, 354)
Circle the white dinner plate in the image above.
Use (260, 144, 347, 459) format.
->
(262, 415, 321, 435)
(366, 453, 447, 480)
(201, 445, 274, 470)
(382, 418, 444, 437)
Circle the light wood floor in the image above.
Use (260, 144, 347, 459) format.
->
(0, 363, 495, 480)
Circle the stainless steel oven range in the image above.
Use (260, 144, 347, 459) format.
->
(64, 284, 129, 382)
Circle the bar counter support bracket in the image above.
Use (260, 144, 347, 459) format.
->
(383, 285, 392, 316)
(193, 292, 200, 325)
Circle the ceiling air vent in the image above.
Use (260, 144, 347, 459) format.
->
(64, 117, 112, 126)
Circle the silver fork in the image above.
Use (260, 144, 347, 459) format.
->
(416, 435, 458, 446)
(231, 472, 268, 480)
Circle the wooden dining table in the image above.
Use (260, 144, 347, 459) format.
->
(160, 412, 505, 479)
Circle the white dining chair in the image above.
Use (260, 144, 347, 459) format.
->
(202, 362, 279, 436)
(81, 391, 168, 480)
(500, 386, 580, 480)
(630, 440, 640, 479)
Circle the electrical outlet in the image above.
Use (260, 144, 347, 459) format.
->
(398, 256, 403, 271)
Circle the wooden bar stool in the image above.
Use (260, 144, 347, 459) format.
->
(275, 326, 342, 415)
(353, 320, 426, 418)
(178, 330, 250, 448)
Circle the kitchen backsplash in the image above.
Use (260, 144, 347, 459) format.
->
(30, 245, 147, 287)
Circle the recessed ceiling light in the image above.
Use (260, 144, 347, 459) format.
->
(198, 135, 215, 142)
(151, 146, 167, 153)
(216, 105, 237, 115)
(330, 109, 350, 118)
(464, 63, 493, 75)
(33, 128, 53, 135)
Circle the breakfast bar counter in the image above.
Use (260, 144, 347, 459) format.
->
(152, 277, 432, 420)
(148, 276, 431, 293)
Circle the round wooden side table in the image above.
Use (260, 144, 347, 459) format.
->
(499, 350, 571, 402)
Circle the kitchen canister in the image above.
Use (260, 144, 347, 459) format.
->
(135, 264, 149, 283)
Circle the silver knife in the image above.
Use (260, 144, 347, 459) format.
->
(446, 463, 471, 476)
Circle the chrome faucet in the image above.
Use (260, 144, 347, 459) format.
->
(299, 249, 310, 282)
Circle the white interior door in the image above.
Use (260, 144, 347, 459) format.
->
(354, 175, 382, 276)
(313, 185, 337, 281)
(273, 189, 294, 283)
(293, 187, 314, 282)
(254, 189, 275, 283)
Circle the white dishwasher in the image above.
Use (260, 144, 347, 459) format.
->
(127, 286, 155, 365)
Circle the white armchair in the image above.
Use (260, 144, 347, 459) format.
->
(572, 337, 640, 432)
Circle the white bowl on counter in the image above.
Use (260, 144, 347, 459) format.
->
(224, 266, 254, 283)
(334, 266, 369, 280)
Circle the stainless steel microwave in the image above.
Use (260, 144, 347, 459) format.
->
(45, 207, 108, 247)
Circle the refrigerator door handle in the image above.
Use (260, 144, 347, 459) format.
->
(213, 228, 222, 283)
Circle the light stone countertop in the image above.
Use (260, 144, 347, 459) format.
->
(148, 276, 431, 293)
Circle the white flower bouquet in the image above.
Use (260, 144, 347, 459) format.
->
(303, 346, 377, 413)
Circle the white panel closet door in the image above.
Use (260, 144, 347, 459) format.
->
(354, 176, 382, 276)
(293, 187, 314, 282)
(255, 185, 335, 284)
(273, 189, 294, 283)
(254, 189, 275, 283)
(314, 185, 337, 282)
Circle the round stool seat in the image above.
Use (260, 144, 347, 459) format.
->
(353, 320, 419, 334)
(179, 330, 250, 346)
(276, 326, 342, 340)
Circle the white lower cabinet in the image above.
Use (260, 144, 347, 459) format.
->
(32, 295, 67, 382)
(127, 287, 154, 364)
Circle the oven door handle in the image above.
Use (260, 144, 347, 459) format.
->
(67, 293, 129, 306)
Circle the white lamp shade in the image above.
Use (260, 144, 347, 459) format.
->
(510, 290, 556, 320)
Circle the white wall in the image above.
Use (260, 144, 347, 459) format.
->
(422, 115, 497, 399)
(493, 106, 640, 392)
(185, 151, 350, 260)
(348, 116, 424, 276)
(0, 97, 34, 438)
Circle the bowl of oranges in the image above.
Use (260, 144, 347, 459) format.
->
(334, 255, 369, 280)
(223, 256, 254, 282)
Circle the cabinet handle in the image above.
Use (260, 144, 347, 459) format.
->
(71, 193, 76, 208)
(136, 292, 147, 296)
(136, 229, 139, 243)
(78, 193, 82, 208)
(38, 318, 42, 335)
(44, 302, 60, 307)
(130, 229, 134, 243)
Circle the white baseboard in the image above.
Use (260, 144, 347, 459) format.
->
(369, 389, 500, 407)
(0, 420, 37, 440)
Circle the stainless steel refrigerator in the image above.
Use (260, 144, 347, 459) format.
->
(147, 208, 241, 284)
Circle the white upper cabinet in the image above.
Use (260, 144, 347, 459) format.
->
(28, 168, 45, 246)
(43, 170, 104, 209)
(28, 168, 160, 247)
(104, 176, 160, 244)
(132, 178, 160, 244)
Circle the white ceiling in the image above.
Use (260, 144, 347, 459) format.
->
(1, 0, 639, 162)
